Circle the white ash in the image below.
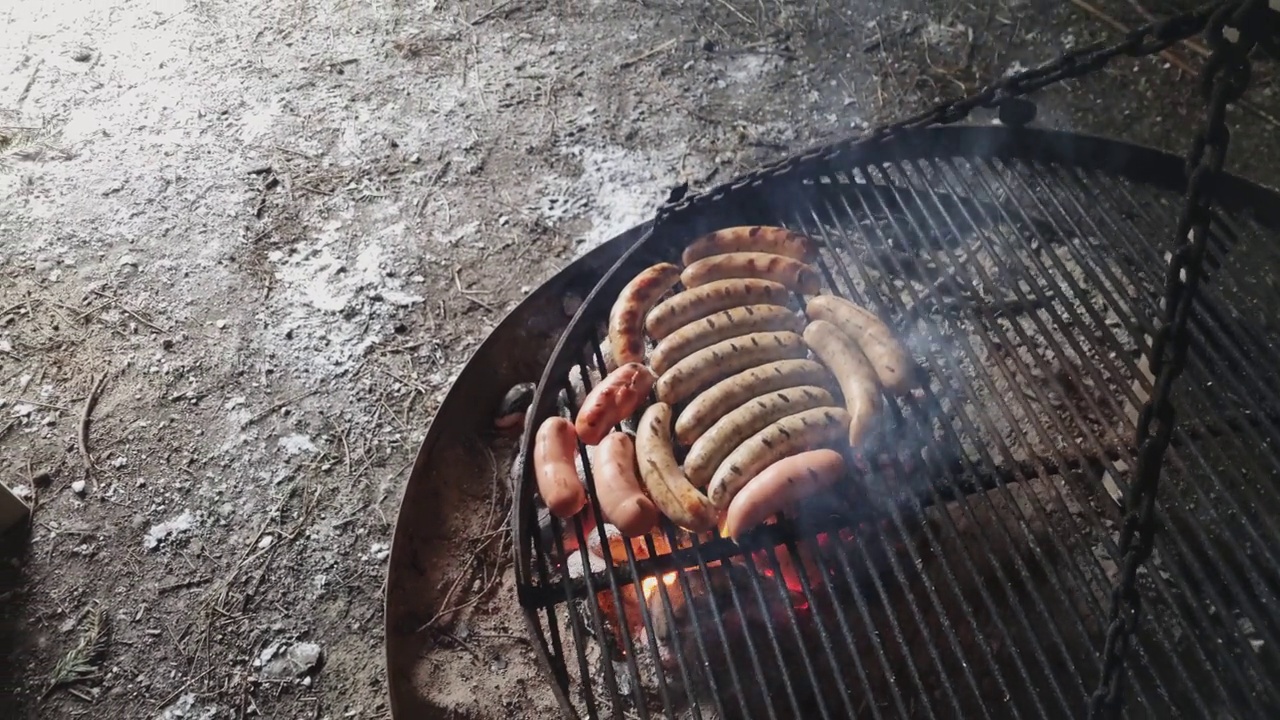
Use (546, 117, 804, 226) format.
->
(144, 510, 196, 550)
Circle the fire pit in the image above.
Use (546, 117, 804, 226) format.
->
(507, 124, 1280, 720)
(388, 4, 1280, 719)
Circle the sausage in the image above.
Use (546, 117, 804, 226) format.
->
(803, 320, 882, 447)
(534, 417, 588, 518)
(574, 363, 656, 445)
(636, 403, 718, 532)
(721, 449, 846, 542)
(674, 359, 835, 447)
(645, 279, 791, 342)
(706, 406, 851, 510)
(805, 295, 913, 394)
(654, 331, 809, 406)
(649, 304, 802, 376)
(683, 385, 835, 487)
(591, 432, 659, 536)
(681, 252, 823, 295)
(608, 263, 682, 368)
(681, 226, 820, 266)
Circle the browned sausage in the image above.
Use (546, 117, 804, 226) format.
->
(649, 304, 802, 376)
(593, 432, 659, 536)
(803, 320, 882, 447)
(805, 295, 913, 394)
(681, 252, 822, 295)
(608, 263, 681, 368)
(683, 385, 835, 487)
(574, 363, 656, 445)
(645, 279, 791, 341)
(706, 406, 851, 510)
(635, 403, 718, 532)
(681, 226, 820, 266)
(534, 417, 588, 518)
(654, 331, 809, 406)
(721, 449, 846, 542)
(674, 359, 835, 447)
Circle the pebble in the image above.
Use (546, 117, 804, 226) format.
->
(261, 642, 324, 679)
(71, 47, 92, 62)
(71, 480, 86, 495)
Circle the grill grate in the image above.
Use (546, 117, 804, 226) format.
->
(514, 127, 1280, 719)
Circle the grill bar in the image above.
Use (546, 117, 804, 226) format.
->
(514, 127, 1280, 720)
(825, 170, 1106, 716)
(982, 158, 1280, 712)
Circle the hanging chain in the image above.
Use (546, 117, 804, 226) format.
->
(1088, 1, 1268, 717)
(656, 4, 1225, 223)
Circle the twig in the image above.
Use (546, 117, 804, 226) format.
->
(616, 38, 678, 70)
(158, 576, 212, 593)
(247, 388, 320, 425)
(79, 373, 108, 472)
(469, 0, 520, 26)
(88, 290, 167, 333)
(452, 267, 497, 312)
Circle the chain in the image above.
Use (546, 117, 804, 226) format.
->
(655, 3, 1221, 224)
(1088, 1, 1267, 717)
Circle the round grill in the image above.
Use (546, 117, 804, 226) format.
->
(513, 126, 1280, 719)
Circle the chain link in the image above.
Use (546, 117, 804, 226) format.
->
(1088, 1, 1267, 717)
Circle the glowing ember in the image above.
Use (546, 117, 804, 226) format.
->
(641, 571, 678, 600)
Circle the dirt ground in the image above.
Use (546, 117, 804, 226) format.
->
(1, 0, 1277, 718)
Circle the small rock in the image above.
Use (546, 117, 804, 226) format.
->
(71, 480, 86, 496)
(119, 254, 138, 267)
(71, 47, 93, 62)
(261, 642, 324, 679)
(214, 319, 228, 329)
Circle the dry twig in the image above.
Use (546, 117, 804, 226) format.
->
(78, 373, 108, 473)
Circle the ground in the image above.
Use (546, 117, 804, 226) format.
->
(0, 0, 1276, 718)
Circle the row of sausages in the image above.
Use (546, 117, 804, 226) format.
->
(533, 226, 913, 544)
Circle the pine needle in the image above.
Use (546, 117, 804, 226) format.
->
(43, 603, 110, 701)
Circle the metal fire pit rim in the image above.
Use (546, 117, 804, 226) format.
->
(383, 221, 651, 720)
(511, 124, 1280, 720)
(513, 122, 1280, 595)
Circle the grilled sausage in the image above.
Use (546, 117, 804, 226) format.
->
(681, 226, 820, 266)
(645, 279, 791, 342)
(706, 407, 851, 510)
(655, 331, 809, 406)
(721, 449, 846, 542)
(649, 304, 802, 376)
(575, 363, 656, 445)
(681, 252, 823, 295)
(674, 359, 835, 447)
(534, 417, 588, 518)
(805, 295, 912, 394)
(803, 320, 882, 447)
(593, 432, 659, 535)
(636, 403, 718, 532)
(608, 263, 681, 367)
(683, 386, 835, 487)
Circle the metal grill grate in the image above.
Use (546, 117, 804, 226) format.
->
(513, 127, 1280, 719)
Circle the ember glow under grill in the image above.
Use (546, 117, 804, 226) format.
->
(511, 127, 1280, 720)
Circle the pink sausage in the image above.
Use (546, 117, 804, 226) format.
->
(721, 449, 846, 542)
(574, 363, 656, 445)
(593, 432, 660, 536)
(535, 417, 588, 518)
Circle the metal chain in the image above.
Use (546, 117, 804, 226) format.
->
(1088, 1, 1267, 717)
(655, 3, 1221, 223)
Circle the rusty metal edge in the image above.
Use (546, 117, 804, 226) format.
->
(385, 221, 652, 719)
